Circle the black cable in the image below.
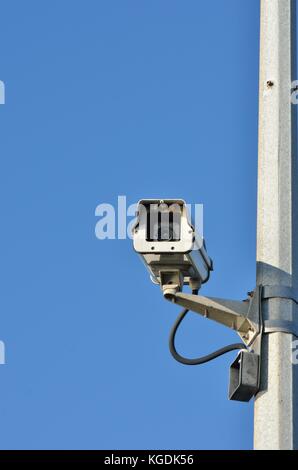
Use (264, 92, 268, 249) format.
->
(169, 291, 246, 366)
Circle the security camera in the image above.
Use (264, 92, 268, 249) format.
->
(132, 200, 259, 403)
(133, 199, 213, 296)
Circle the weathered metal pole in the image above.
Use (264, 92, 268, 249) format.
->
(254, 0, 298, 450)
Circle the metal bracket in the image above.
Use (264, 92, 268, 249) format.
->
(261, 285, 298, 338)
(262, 285, 298, 304)
(159, 270, 184, 298)
(165, 288, 261, 348)
(264, 320, 298, 337)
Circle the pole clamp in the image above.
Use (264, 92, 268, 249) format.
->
(262, 285, 298, 304)
(261, 285, 298, 337)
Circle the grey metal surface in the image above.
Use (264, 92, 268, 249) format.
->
(254, 0, 298, 450)
(262, 285, 298, 303)
(263, 319, 298, 337)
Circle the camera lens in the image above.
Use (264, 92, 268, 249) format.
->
(158, 221, 176, 241)
(146, 205, 181, 241)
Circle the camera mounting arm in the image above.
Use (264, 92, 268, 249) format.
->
(164, 287, 262, 349)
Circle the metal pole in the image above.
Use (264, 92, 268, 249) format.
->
(254, 0, 298, 450)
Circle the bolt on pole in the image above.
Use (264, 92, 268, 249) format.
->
(254, 0, 298, 450)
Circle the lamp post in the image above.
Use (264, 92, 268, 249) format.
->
(254, 0, 298, 450)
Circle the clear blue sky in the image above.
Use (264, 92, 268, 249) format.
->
(0, 0, 262, 449)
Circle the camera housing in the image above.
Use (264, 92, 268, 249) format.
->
(133, 199, 213, 293)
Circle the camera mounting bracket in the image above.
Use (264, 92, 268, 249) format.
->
(165, 285, 263, 349)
